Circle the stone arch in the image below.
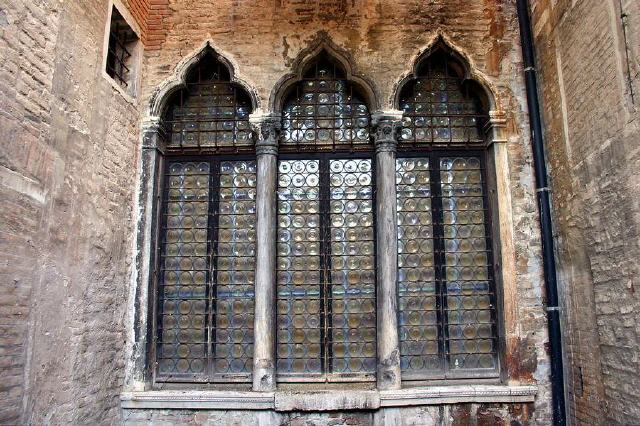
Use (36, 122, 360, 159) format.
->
(392, 34, 499, 112)
(269, 33, 380, 113)
(148, 41, 260, 118)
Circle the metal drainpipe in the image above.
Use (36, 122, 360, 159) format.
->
(515, 1, 567, 425)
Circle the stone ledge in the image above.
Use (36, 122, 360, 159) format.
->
(274, 390, 380, 411)
(120, 390, 275, 410)
(379, 384, 538, 406)
(120, 385, 537, 410)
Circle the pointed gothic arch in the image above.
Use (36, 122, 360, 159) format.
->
(393, 36, 497, 113)
(269, 36, 380, 112)
(149, 42, 259, 118)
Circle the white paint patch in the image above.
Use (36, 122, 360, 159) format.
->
(0, 165, 46, 204)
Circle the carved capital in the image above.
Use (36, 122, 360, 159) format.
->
(371, 111, 403, 153)
(141, 116, 166, 150)
(250, 113, 281, 156)
(486, 110, 508, 145)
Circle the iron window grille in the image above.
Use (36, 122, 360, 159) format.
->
(106, 7, 138, 89)
(276, 56, 377, 383)
(396, 51, 499, 381)
(154, 53, 256, 384)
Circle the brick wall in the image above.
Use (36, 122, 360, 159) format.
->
(0, 0, 140, 424)
(532, 0, 640, 424)
(120, 0, 169, 49)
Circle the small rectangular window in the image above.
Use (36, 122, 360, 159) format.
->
(105, 6, 139, 92)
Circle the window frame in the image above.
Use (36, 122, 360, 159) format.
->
(128, 44, 524, 402)
(101, 0, 142, 101)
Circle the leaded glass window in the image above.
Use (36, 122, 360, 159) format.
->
(276, 56, 376, 382)
(398, 51, 488, 148)
(155, 52, 256, 383)
(164, 53, 252, 153)
(396, 52, 498, 380)
(281, 57, 370, 153)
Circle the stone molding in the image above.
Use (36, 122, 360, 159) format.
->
(120, 385, 537, 411)
(274, 390, 380, 412)
(120, 390, 274, 410)
(379, 384, 538, 406)
(141, 116, 165, 149)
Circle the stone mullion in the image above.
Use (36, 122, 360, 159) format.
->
(249, 114, 281, 391)
(372, 112, 403, 391)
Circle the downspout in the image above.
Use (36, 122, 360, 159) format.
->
(515, 1, 567, 425)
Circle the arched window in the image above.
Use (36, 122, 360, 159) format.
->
(155, 50, 256, 383)
(276, 53, 376, 382)
(396, 48, 498, 379)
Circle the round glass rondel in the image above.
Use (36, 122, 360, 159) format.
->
(396, 155, 498, 378)
(157, 159, 257, 381)
(276, 157, 376, 379)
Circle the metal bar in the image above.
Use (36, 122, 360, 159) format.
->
(208, 160, 220, 377)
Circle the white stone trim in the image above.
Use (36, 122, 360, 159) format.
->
(120, 390, 275, 410)
(120, 385, 537, 411)
(274, 390, 380, 411)
(379, 384, 538, 406)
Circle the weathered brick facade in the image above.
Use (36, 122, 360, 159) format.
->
(0, 0, 139, 424)
(3, 0, 636, 425)
(531, 0, 640, 424)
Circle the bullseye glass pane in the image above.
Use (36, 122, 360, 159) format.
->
(396, 158, 442, 374)
(281, 59, 371, 151)
(214, 160, 256, 375)
(276, 159, 322, 374)
(329, 159, 376, 374)
(165, 55, 252, 151)
(399, 61, 486, 146)
(440, 157, 497, 370)
(157, 159, 256, 381)
(158, 161, 211, 376)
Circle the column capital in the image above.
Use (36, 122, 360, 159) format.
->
(249, 113, 281, 156)
(141, 116, 166, 150)
(486, 110, 508, 145)
(371, 110, 404, 153)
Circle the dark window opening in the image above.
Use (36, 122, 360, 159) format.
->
(106, 7, 138, 89)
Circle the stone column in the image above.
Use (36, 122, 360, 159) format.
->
(249, 114, 281, 391)
(372, 112, 403, 391)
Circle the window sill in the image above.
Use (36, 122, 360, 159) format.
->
(120, 384, 537, 411)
